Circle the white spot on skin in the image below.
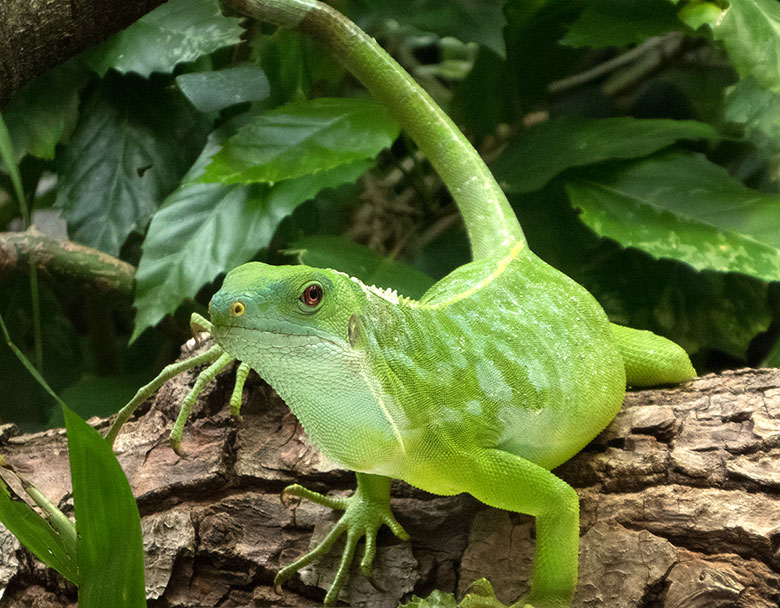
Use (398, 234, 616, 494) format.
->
(476, 360, 512, 403)
(466, 400, 482, 416)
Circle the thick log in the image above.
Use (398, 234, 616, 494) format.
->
(0, 340, 778, 607)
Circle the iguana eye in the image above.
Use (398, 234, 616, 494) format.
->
(301, 283, 323, 307)
(230, 301, 245, 317)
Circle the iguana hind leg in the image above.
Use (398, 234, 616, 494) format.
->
(610, 323, 696, 387)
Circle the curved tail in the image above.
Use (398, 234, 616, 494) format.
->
(611, 323, 697, 387)
(227, 0, 525, 260)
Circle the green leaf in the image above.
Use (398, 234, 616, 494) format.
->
(84, 0, 244, 78)
(256, 29, 312, 106)
(677, 1, 724, 32)
(561, 0, 685, 48)
(451, 47, 516, 136)
(132, 130, 372, 340)
(452, 0, 582, 135)
(0, 115, 25, 212)
(398, 589, 458, 608)
(763, 336, 780, 367)
(492, 117, 719, 193)
(0, 475, 78, 583)
(699, 0, 780, 92)
(510, 186, 771, 360)
(724, 76, 780, 173)
(201, 98, 399, 185)
(566, 151, 780, 282)
(176, 66, 270, 113)
(284, 236, 435, 299)
(64, 406, 145, 607)
(55, 73, 210, 256)
(1, 60, 91, 162)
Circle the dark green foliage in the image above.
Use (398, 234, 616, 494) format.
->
(491, 117, 720, 193)
(55, 73, 211, 256)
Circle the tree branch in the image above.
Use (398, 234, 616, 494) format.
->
(0, 228, 135, 299)
(0, 0, 166, 108)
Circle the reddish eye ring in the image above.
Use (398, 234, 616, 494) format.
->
(301, 283, 323, 307)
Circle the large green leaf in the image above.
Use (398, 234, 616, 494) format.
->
(84, 0, 243, 78)
(201, 98, 399, 185)
(55, 73, 210, 256)
(176, 66, 270, 113)
(64, 406, 145, 607)
(1, 60, 91, 163)
(284, 236, 435, 299)
(492, 117, 719, 193)
(132, 131, 371, 340)
(692, 0, 780, 93)
(510, 186, 771, 360)
(566, 151, 780, 282)
(0, 476, 78, 583)
(561, 0, 685, 48)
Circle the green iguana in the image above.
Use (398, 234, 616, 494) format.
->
(107, 1, 696, 606)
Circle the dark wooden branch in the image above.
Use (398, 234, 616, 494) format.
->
(0, 0, 166, 108)
(0, 341, 778, 607)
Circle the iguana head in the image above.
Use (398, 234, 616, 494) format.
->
(208, 262, 361, 360)
(207, 261, 408, 472)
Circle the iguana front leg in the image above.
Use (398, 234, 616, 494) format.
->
(276, 473, 409, 605)
(106, 313, 250, 449)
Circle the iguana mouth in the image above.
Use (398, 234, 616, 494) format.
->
(213, 321, 341, 348)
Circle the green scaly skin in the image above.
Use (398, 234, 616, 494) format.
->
(107, 0, 696, 605)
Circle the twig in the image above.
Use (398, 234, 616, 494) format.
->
(548, 33, 681, 95)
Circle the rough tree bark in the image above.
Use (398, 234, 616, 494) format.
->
(0, 340, 778, 607)
(0, 0, 166, 108)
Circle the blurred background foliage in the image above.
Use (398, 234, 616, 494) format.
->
(1, 0, 779, 432)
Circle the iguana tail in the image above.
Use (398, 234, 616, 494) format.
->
(227, 0, 525, 261)
(611, 323, 697, 387)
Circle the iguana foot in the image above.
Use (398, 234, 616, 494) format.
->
(275, 474, 408, 605)
(460, 579, 570, 608)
